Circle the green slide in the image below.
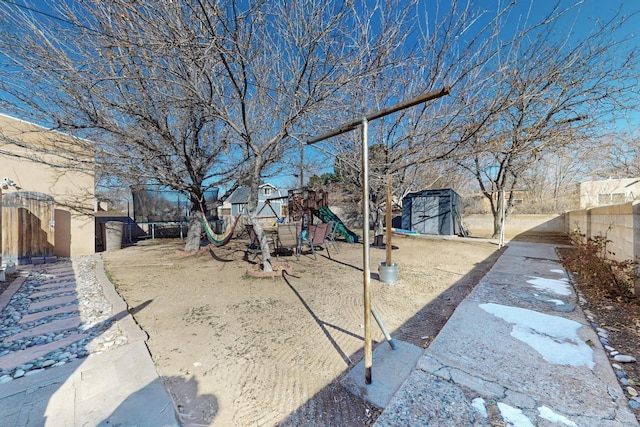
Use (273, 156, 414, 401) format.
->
(315, 206, 359, 243)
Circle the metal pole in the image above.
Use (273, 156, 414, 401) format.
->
(371, 305, 396, 350)
(307, 87, 450, 145)
(385, 175, 392, 267)
(361, 118, 373, 385)
(305, 87, 451, 387)
(300, 141, 304, 189)
(499, 190, 505, 248)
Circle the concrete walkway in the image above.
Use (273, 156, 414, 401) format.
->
(1, 241, 637, 426)
(371, 241, 638, 426)
(0, 256, 179, 427)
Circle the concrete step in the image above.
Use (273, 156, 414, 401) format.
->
(29, 288, 75, 300)
(4, 317, 82, 343)
(28, 295, 77, 312)
(31, 281, 76, 291)
(18, 304, 79, 325)
(0, 332, 89, 371)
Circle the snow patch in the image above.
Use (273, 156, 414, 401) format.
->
(547, 299, 565, 306)
(472, 397, 488, 418)
(480, 303, 594, 369)
(497, 402, 534, 427)
(538, 406, 577, 426)
(527, 276, 571, 296)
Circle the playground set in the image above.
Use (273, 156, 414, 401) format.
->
(286, 188, 358, 243)
(200, 187, 359, 248)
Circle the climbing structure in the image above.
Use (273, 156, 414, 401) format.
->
(287, 188, 358, 243)
(287, 188, 329, 229)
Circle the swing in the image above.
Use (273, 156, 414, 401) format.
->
(201, 214, 241, 247)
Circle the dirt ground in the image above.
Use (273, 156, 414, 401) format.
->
(101, 230, 501, 427)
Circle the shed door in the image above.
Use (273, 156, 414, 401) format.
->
(411, 196, 441, 234)
(412, 194, 455, 235)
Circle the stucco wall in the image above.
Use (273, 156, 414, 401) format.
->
(0, 114, 95, 258)
(464, 214, 565, 238)
(580, 178, 640, 209)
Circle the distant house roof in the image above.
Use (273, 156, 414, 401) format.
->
(226, 184, 285, 204)
(226, 186, 251, 204)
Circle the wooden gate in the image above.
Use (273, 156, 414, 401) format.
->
(2, 191, 55, 264)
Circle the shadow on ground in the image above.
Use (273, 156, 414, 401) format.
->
(274, 244, 505, 426)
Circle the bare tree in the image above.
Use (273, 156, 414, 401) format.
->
(603, 131, 640, 178)
(0, 0, 416, 268)
(0, 1, 242, 250)
(455, 3, 639, 238)
(319, 0, 509, 238)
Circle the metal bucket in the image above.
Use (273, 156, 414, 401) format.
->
(378, 261, 398, 284)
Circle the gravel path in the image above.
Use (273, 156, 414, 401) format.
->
(0, 257, 127, 383)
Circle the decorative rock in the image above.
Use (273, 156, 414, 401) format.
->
(613, 363, 623, 370)
(614, 355, 637, 363)
(0, 257, 128, 379)
(630, 400, 640, 410)
(621, 378, 630, 386)
(627, 387, 639, 397)
(611, 351, 620, 357)
(605, 345, 615, 352)
(42, 359, 56, 368)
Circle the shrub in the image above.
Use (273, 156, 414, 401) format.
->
(562, 230, 637, 299)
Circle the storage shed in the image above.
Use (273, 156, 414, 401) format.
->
(401, 189, 463, 236)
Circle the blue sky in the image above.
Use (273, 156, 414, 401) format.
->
(295, 0, 640, 188)
(485, 0, 640, 129)
(2, 0, 639, 190)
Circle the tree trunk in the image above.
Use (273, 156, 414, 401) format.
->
(491, 191, 507, 239)
(250, 216, 273, 272)
(373, 204, 384, 247)
(492, 211, 502, 239)
(184, 210, 203, 252)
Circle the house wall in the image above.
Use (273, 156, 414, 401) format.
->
(228, 185, 286, 219)
(580, 178, 640, 209)
(0, 114, 95, 258)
